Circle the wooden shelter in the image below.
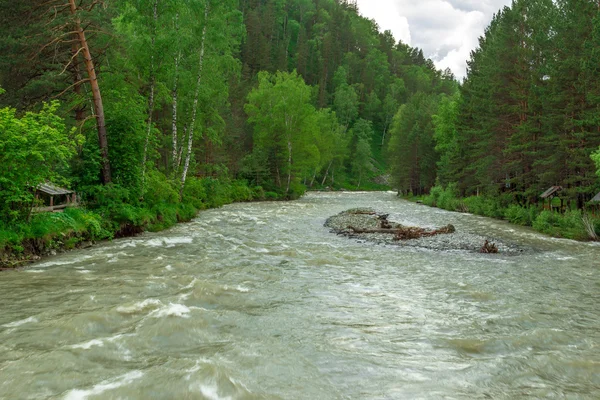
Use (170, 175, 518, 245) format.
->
(589, 191, 600, 215)
(540, 186, 564, 212)
(33, 183, 78, 213)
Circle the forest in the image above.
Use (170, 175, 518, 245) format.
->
(389, 0, 600, 239)
(1, 0, 600, 258)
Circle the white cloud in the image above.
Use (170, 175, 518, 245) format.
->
(355, 0, 512, 79)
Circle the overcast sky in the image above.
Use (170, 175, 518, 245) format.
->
(355, 0, 513, 79)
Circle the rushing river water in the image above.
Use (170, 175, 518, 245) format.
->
(1, 192, 599, 399)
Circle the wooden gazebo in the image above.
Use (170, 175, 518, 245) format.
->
(33, 183, 78, 213)
(540, 186, 563, 212)
(589, 191, 600, 215)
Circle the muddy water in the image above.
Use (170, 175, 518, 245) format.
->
(0, 192, 599, 399)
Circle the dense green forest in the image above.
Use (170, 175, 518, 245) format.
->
(387, 0, 600, 239)
(392, 0, 600, 205)
(1, 0, 600, 259)
(0, 0, 454, 257)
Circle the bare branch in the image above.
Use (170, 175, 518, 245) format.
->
(33, 30, 80, 58)
(58, 46, 85, 75)
(52, 78, 91, 99)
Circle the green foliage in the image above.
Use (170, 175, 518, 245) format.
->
(0, 101, 79, 223)
(245, 70, 328, 196)
(388, 93, 439, 195)
(593, 148, 600, 179)
(532, 210, 586, 240)
(504, 205, 539, 226)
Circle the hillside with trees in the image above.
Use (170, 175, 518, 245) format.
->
(390, 0, 600, 206)
(0, 0, 454, 259)
(388, 0, 600, 239)
(2, 0, 599, 259)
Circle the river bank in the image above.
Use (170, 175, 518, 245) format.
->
(408, 185, 600, 242)
(0, 179, 273, 269)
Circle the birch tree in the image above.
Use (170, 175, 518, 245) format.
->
(245, 71, 316, 195)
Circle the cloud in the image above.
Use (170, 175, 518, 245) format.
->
(355, 0, 512, 79)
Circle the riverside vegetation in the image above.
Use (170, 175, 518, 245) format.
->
(415, 184, 600, 242)
(2, 0, 600, 266)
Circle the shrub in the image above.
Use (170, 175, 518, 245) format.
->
(143, 170, 179, 209)
(201, 177, 230, 208)
(265, 191, 279, 200)
(252, 186, 266, 200)
(504, 205, 533, 226)
(228, 180, 254, 202)
(532, 210, 562, 236)
(532, 210, 586, 239)
(425, 186, 444, 207)
(182, 178, 208, 210)
(0, 224, 21, 250)
(558, 210, 586, 240)
(437, 183, 459, 211)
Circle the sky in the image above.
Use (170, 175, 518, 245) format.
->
(355, 0, 513, 79)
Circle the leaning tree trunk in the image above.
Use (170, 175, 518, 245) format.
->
(180, 2, 209, 197)
(69, 0, 111, 184)
(141, 0, 160, 195)
(321, 160, 332, 186)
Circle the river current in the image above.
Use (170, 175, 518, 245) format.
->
(0, 192, 599, 399)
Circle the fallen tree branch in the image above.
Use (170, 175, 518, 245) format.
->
(348, 226, 400, 234)
(348, 224, 456, 240)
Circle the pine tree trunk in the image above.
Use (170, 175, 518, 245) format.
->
(141, 0, 159, 195)
(180, 2, 210, 197)
(69, 0, 111, 184)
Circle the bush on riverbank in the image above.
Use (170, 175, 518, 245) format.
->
(420, 185, 600, 241)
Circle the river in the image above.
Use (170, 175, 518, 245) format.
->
(0, 192, 599, 399)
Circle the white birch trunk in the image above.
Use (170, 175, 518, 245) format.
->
(180, 2, 209, 197)
(177, 125, 186, 169)
(321, 160, 332, 186)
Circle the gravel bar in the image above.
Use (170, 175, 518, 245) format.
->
(325, 208, 527, 254)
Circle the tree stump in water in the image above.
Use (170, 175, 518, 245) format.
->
(480, 240, 498, 253)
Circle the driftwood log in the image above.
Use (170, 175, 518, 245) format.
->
(348, 224, 456, 241)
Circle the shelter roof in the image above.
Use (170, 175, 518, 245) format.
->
(540, 186, 562, 199)
(590, 192, 600, 203)
(37, 183, 74, 196)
